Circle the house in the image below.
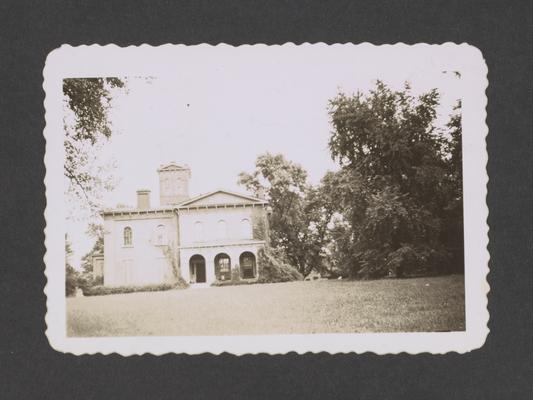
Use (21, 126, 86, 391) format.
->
(98, 163, 269, 286)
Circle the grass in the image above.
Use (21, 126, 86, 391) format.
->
(66, 275, 465, 337)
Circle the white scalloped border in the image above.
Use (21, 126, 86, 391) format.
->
(43, 42, 489, 355)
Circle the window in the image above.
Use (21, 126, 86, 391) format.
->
(123, 227, 133, 246)
(241, 218, 252, 238)
(217, 219, 227, 239)
(194, 221, 204, 241)
(155, 224, 167, 245)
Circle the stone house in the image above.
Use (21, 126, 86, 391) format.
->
(99, 163, 269, 286)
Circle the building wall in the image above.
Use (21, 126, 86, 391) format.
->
(102, 204, 268, 286)
(178, 206, 261, 247)
(178, 206, 267, 284)
(103, 212, 178, 286)
(92, 256, 104, 279)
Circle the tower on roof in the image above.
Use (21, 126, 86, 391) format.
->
(157, 162, 191, 205)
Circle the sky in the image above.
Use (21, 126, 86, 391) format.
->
(66, 45, 464, 268)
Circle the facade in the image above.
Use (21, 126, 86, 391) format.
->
(99, 163, 269, 286)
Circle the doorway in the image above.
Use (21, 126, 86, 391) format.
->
(189, 255, 206, 283)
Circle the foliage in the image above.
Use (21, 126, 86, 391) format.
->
(80, 223, 104, 274)
(77, 274, 103, 290)
(326, 81, 463, 278)
(83, 280, 187, 297)
(237, 82, 462, 280)
(251, 208, 268, 241)
(78, 223, 105, 289)
(238, 153, 311, 273)
(256, 247, 303, 283)
(66, 265, 79, 297)
(65, 235, 78, 296)
(440, 100, 464, 272)
(211, 278, 255, 287)
(231, 266, 242, 282)
(63, 77, 125, 217)
(210, 263, 257, 287)
(162, 241, 186, 283)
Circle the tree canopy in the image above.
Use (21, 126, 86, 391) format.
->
(326, 81, 462, 278)
(238, 153, 310, 273)
(63, 77, 124, 217)
(240, 81, 463, 279)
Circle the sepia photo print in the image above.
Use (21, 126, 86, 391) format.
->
(44, 43, 489, 354)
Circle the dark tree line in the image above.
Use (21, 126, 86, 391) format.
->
(240, 81, 463, 279)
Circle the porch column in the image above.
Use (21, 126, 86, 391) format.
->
(180, 249, 191, 283)
(205, 248, 216, 284)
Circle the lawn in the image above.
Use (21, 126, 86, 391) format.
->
(67, 275, 465, 337)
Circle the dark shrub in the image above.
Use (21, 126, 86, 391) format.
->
(83, 279, 188, 296)
(211, 279, 256, 287)
(77, 273, 103, 291)
(211, 266, 255, 287)
(65, 265, 78, 297)
(231, 266, 241, 282)
(257, 247, 303, 283)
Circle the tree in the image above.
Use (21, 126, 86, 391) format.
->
(327, 81, 461, 278)
(298, 170, 360, 275)
(79, 223, 105, 287)
(65, 235, 78, 296)
(329, 81, 447, 207)
(238, 153, 310, 273)
(63, 77, 125, 216)
(440, 100, 464, 272)
(315, 168, 368, 277)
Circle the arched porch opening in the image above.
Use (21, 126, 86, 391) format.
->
(189, 254, 206, 283)
(239, 251, 256, 279)
(214, 253, 231, 281)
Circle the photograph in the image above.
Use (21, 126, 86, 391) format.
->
(43, 44, 488, 354)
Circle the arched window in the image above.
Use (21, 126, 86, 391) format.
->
(214, 253, 231, 281)
(123, 226, 133, 246)
(217, 219, 227, 239)
(241, 218, 252, 238)
(155, 224, 167, 245)
(194, 221, 204, 242)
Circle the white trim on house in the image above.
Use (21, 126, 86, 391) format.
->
(179, 239, 266, 250)
(177, 189, 267, 207)
(100, 208, 175, 217)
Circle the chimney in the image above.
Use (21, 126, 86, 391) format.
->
(136, 189, 151, 210)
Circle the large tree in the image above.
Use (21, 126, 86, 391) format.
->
(238, 153, 310, 273)
(315, 168, 367, 276)
(440, 100, 464, 272)
(327, 81, 462, 278)
(63, 77, 124, 216)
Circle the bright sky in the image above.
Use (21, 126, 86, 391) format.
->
(67, 45, 464, 268)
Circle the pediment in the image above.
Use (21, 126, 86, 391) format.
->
(157, 162, 189, 172)
(178, 190, 266, 207)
